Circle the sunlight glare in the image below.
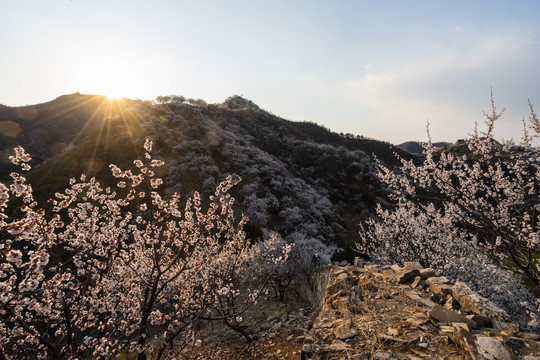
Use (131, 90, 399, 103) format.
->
(76, 55, 146, 100)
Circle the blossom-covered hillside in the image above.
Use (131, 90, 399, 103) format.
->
(0, 94, 413, 248)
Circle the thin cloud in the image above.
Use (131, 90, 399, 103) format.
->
(345, 28, 540, 143)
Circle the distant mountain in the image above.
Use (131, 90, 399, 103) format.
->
(0, 93, 415, 247)
(0, 93, 139, 181)
(395, 141, 452, 154)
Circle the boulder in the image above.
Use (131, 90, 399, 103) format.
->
(419, 267, 438, 279)
(451, 323, 483, 359)
(476, 337, 512, 360)
(393, 262, 423, 284)
(427, 304, 477, 328)
(406, 290, 437, 310)
(426, 276, 453, 295)
(452, 281, 519, 333)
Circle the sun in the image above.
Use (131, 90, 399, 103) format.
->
(76, 55, 146, 100)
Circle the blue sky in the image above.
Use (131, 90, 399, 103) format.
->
(1, 0, 540, 144)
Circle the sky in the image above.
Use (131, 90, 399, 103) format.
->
(1, 0, 540, 144)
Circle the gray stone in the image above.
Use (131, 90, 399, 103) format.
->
(426, 276, 453, 295)
(467, 314, 491, 328)
(351, 352, 372, 360)
(445, 296, 459, 310)
(451, 324, 483, 360)
(419, 267, 438, 279)
(475, 337, 512, 360)
(407, 312, 429, 326)
(326, 339, 351, 352)
(452, 281, 519, 334)
(334, 322, 358, 340)
(411, 276, 424, 289)
(365, 264, 381, 272)
(428, 304, 477, 329)
(390, 264, 402, 272)
(393, 262, 423, 284)
(302, 343, 315, 354)
(354, 257, 365, 268)
(406, 290, 437, 310)
(404, 261, 423, 269)
(373, 351, 399, 360)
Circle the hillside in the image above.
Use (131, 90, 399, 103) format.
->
(0, 93, 415, 247)
(396, 141, 452, 154)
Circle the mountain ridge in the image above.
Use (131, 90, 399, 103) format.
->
(0, 93, 415, 248)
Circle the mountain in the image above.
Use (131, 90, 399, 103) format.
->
(395, 140, 452, 154)
(0, 93, 415, 247)
(0, 93, 140, 181)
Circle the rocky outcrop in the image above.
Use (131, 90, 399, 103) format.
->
(301, 260, 540, 360)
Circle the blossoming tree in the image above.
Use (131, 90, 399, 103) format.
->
(0, 139, 288, 359)
(359, 95, 540, 329)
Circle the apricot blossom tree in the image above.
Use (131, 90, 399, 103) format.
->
(0, 140, 288, 359)
(359, 95, 540, 329)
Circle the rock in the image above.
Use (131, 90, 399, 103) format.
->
(296, 335, 305, 343)
(301, 343, 316, 355)
(444, 296, 459, 310)
(404, 261, 423, 269)
(406, 290, 437, 310)
(428, 304, 477, 329)
(452, 281, 519, 333)
(419, 267, 438, 279)
(390, 264, 402, 272)
(347, 289, 364, 313)
(393, 262, 423, 284)
(336, 272, 350, 283)
(451, 323, 483, 359)
(411, 276, 424, 289)
(354, 257, 365, 268)
(380, 334, 406, 343)
(326, 339, 351, 352)
(452, 322, 470, 332)
(351, 352, 371, 360)
(324, 278, 349, 301)
(519, 332, 540, 341)
(373, 351, 399, 360)
(387, 327, 399, 337)
(466, 314, 491, 328)
(365, 264, 381, 272)
(334, 322, 358, 340)
(407, 313, 429, 326)
(440, 325, 454, 334)
(476, 337, 512, 360)
(426, 276, 453, 295)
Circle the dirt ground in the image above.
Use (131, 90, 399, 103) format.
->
(189, 293, 316, 360)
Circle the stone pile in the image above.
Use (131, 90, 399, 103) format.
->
(301, 259, 540, 360)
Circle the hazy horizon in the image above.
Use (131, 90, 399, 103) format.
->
(2, 0, 540, 144)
